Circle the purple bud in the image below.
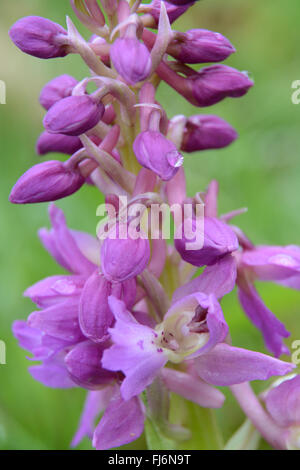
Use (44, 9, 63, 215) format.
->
(9, 16, 68, 59)
(36, 131, 82, 156)
(181, 115, 238, 152)
(40, 75, 78, 110)
(110, 38, 152, 85)
(43, 95, 105, 136)
(9, 160, 85, 204)
(191, 65, 254, 107)
(101, 227, 151, 282)
(175, 217, 239, 267)
(133, 131, 183, 181)
(149, 0, 193, 26)
(169, 29, 235, 64)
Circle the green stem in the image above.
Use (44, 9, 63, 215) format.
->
(170, 395, 224, 450)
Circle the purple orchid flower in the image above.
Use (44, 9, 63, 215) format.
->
(102, 294, 293, 401)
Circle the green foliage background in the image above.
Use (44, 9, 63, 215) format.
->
(0, 0, 300, 449)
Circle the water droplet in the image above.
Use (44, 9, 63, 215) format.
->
(166, 150, 184, 168)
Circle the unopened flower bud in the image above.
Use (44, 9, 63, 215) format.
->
(191, 65, 254, 107)
(101, 225, 150, 282)
(169, 29, 235, 64)
(43, 95, 105, 136)
(181, 115, 238, 152)
(110, 38, 152, 85)
(9, 16, 69, 59)
(133, 131, 183, 181)
(9, 160, 85, 204)
(40, 75, 78, 110)
(175, 217, 238, 267)
(36, 131, 82, 156)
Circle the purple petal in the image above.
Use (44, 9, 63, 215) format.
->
(101, 228, 150, 282)
(173, 253, 237, 303)
(110, 38, 152, 85)
(65, 340, 116, 390)
(9, 160, 85, 204)
(72, 388, 113, 447)
(40, 204, 96, 275)
(238, 282, 290, 357)
(24, 275, 85, 308)
(241, 245, 300, 281)
(28, 299, 83, 343)
(195, 343, 295, 386)
(29, 357, 76, 388)
(161, 368, 225, 408)
(102, 296, 167, 400)
(175, 216, 238, 267)
(79, 271, 118, 342)
(93, 391, 144, 450)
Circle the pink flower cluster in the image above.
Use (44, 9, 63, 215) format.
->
(8, 0, 300, 451)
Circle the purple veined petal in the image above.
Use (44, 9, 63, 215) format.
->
(172, 253, 237, 303)
(241, 245, 300, 281)
(39, 75, 78, 111)
(12, 320, 75, 361)
(93, 390, 145, 450)
(110, 38, 152, 85)
(24, 275, 85, 308)
(29, 356, 76, 388)
(12, 320, 43, 354)
(102, 296, 168, 400)
(65, 340, 116, 390)
(79, 271, 119, 342)
(71, 387, 114, 447)
(161, 368, 225, 408)
(263, 375, 300, 428)
(238, 282, 290, 357)
(194, 343, 295, 387)
(175, 216, 238, 267)
(28, 299, 84, 343)
(42, 204, 96, 275)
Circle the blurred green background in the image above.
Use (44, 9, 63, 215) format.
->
(1, 0, 300, 450)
